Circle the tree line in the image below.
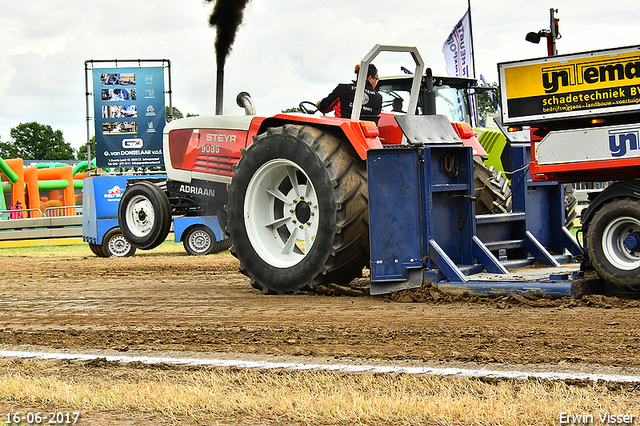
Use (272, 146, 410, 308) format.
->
(0, 107, 197, 162)
(0, 122, 78, 161)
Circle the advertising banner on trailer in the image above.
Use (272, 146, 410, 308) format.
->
(498, 45, 640, 124)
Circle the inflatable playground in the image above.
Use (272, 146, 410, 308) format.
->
(0, 157, 95, 219)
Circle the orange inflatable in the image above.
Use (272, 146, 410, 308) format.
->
(3, 159, 83, 218)
(36, 166, 74, 216)
(1, 159, 26, 215)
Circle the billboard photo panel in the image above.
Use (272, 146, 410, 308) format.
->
(92, 65, 165, 168)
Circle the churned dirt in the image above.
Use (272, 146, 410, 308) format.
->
(0, 248, 639, 424)
(1, 250, 639, 366)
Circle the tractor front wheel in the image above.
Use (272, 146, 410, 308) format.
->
(118, 181, 172, 250)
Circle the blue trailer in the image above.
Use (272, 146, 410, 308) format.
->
(82, 175, 229, 257)
(173, 214, 228, 255)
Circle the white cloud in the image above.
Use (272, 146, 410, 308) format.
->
(0, 0, 639, 149)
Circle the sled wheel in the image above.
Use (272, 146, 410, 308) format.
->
(183, 225, 215, 256)
(227, 124, 369, 294)
(586, 198, 640, 291)
(474, 157, 512, 214)
(118, 181, 171, 250)
(102, 227, 136, 257)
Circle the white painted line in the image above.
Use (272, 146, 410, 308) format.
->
(1, 349, 639, 383)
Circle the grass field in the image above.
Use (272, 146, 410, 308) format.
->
(0, 239, 188, 257)
(1, 359, 639, 425)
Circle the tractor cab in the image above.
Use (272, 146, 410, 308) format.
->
(376, 74, 486, 155)
(378, 74, 477, 124)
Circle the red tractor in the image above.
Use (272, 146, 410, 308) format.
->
(118, 45, 502, 293)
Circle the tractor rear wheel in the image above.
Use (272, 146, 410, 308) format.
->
(586, 198, 640, 291)
(474, 157, 512, 214)
(226, 124, 369, 294)
(564, 184, 578, 230)
(118, 181, 172, 250)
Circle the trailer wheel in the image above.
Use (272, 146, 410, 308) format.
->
(586, 198, 640, 291)
(102, 227, 136, 257)
(183, 225, 215, 256)
(88, 243, 106, 257)
(118, 181, 171, 250)
(474, 157, 512, 214)
(227, 124, 369, 294)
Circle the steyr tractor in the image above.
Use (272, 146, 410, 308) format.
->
(117, 45, 515, 294)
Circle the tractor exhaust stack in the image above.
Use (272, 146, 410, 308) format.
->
(236, 91, 255, 115)
(215, 69, 224, 115)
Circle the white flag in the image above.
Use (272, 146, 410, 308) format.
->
(442, 10, 474, 78)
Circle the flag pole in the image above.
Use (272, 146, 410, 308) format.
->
(467, 0, 479, 126)
(467, 0, 476, 78)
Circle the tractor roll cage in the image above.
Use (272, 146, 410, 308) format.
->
(351, 45, 425, 121)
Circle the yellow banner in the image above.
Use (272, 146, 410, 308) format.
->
(504, 49, 640, 99)
(499, 46, 640, 123)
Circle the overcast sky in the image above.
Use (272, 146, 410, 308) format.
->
(1, 0, 638, 150)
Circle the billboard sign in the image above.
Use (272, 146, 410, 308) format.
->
(92, 67, 165, 168)
(499, 45, 640, 124)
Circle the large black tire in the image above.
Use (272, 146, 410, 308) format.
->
(118, 181, 172, 250)
(585, 198, 640, 291)
(564, 184, 578, 230)
(88, 243, 106, 257)
(212, 237, 232, 254)
(473, 157, 512, 214)
(226, 124, 369, 294)
(101, 227, 136, 258)
(182, 225, 216, 256)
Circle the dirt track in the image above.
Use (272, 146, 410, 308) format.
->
(1, 248, 639, 370)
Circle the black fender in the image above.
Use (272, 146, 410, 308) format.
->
(581, 179, 640, 229)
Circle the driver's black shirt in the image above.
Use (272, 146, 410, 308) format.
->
(318, 81, 382, 122)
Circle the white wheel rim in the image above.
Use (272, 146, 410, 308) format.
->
(244, 158, 319, 268)
(125, 194, 155, 238)
(188, 230, 212, 254)
(602, 216, 640, 270)
(108, 234, 131, 257)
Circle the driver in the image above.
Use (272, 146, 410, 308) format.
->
(316, 64, 382, 123)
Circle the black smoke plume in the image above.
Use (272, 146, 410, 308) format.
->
(206, 0, 250, 70)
